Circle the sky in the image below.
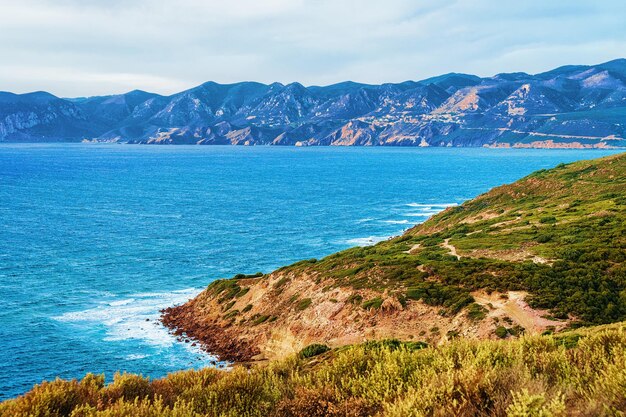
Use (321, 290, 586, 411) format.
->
(0, 0, 625, 97)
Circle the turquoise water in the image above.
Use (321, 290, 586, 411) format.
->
(0, 144, 620, 399)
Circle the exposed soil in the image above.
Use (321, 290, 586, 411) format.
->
(161, 269, 567, 363)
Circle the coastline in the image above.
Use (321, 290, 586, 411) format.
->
(161, 301, 260, 363)
(159, 153, 624, 364)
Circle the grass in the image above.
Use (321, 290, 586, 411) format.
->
(4, 323, 626, 416)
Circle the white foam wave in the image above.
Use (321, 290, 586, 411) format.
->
(403, 211, 441, 217)
(344, 235, 390, 246)
(405, 203, 458, 208)
(381, 219, 410, 224)
(55, 288, 202, 348)
(109, 298, 135, 306)
(126, 353, 149, 360)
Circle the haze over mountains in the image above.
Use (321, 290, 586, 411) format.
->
(1, 59, 626, 147)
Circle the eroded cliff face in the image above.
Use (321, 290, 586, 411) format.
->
(162, 268, 561, 362)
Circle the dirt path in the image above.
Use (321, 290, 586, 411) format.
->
(442, 238, 460, 259)
(404, 243, 421, 254)
(473, 291, 565, 334)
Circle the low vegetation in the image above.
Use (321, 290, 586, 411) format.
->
(277, 153, 626, 325)
(3, 323, 626, 416)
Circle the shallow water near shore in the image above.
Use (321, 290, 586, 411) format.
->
(0, 144, 620, 400)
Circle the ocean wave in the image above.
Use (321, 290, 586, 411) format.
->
(126, 353, 149, 360)
(54, 288, 203, 349)
(344, 235, 391, 246)
(109, 298, 135, 306)
(403, 211, 441, 217)
(381, 219, 410, 224)
(405, 202, 458, 208)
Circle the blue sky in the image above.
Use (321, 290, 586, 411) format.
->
(0, 0, 625, 97)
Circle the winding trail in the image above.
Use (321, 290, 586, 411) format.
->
(442, 238, 460, 259)
(404, 243, 421, 254)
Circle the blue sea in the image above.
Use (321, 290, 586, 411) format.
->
(0, 144, 621, 399)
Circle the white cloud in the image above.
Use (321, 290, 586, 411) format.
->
(0, 0, 624, 96)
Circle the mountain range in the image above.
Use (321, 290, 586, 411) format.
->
(2, 59, 626, 147)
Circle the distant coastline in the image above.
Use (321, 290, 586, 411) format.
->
(1, 59, 625, 148)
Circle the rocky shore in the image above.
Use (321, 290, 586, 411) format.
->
(161, 302, 260, 362)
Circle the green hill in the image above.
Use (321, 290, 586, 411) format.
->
(307, 151, 626, 324)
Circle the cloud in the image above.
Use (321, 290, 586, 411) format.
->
(0, 0, 624, 96)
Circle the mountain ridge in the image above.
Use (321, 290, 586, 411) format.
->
(2, 59, 626, 147)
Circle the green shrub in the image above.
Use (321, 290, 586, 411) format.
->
(299, 343, 331, 358)
(234, 272, 263, 279)
(223, 310, 239, 320)
(296, 298, 312, 311)
(362, 297, 383, 310)
(5, 324, 626, 417)
(536, 233, 553, 243)
(252, 315, 270, 325)
(466, 303, 488, 321)
(495, 326, 508, 338)
(555, 333, 582, 349)
(539, 215, 557, 224)
(273, 277, 290, 290)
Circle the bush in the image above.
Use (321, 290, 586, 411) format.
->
(536, 233, 553, 243)
(347, 293, 363, 304)
(252, 315, 270, 325)
(361, 297, 383, 310)
(495, 326, 508, 338)
(296, 298, 312, 311)
(299, 343, 331, 359)
(466, 303, 488, 321)
(539, 216, 557, 224)
(234, 272, 263, 279)
(406, 282, 473, 314)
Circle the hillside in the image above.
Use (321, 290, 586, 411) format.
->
(3, 323, 626, 416)
(162, 153, 626, 362)
(1, 60, 626, 147)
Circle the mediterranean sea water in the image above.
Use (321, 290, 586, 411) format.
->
(0, 144, 620, 399)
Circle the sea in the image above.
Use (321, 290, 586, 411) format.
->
(0, 144, 621, 399)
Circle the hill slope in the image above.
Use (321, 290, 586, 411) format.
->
(2, 59, 626, 147)
(163, 153, 626, 361)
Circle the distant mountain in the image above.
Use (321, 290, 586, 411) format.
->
(2, 59, 626, 148)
